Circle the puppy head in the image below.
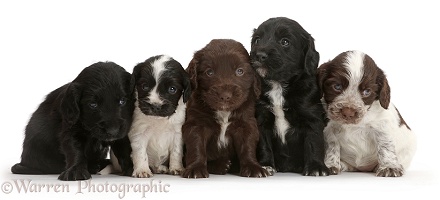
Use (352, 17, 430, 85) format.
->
(132, 55, 191, 117)
(317, 50, 390, 124)
(187, 39, 260, 111)
(250, 17, 319, 81)
(61, 62, 135, 141)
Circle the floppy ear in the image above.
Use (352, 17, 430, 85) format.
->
(186, 53, 200, 90)
(304, 35, 320, 75)
(316, 62, 330, 97)
(377, 69, 390, 109)
(60, 83, 81, 126)
(253, 73, 261, 98)
(182, 70, 192, 103)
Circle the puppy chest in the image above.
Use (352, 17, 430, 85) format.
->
(266, 81, 290, 144)
(215, 111, 231, 148)
(337, 127, 378, 167)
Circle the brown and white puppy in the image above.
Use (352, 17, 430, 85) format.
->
(182, 39, 269, 178)
(318, 50, 416, 177)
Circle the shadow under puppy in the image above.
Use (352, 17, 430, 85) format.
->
(318, 50, 417, 177)
(127, 55, 191, 178)
(182, 39, 269, 178)
(250, 17, 329, 176)
(11, 62, 135, 181)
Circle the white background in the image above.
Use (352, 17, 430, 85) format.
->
(1, 0, 439, 199)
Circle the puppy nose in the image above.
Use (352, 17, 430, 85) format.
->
(151, 104, 162, 112)
(256, 51, 268, 61)
(341, 107, 357, 119)
(98, 120, 121, 136)
(220, 91, 232, 101)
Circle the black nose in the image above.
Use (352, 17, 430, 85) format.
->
(98, 120, 121, 136)
(256, 51, 268, 62)
(220, 91, 232, 102)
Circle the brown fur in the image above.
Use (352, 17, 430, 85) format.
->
(181, 39, 268, 178)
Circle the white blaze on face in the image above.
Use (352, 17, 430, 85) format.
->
(147, 55, 172, 105)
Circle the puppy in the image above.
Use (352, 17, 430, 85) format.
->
(318, 50, 417, 177)
(11, 62, 135, 181)
(250, 17, 329, 176)
(182, 39, 268, 178)
(128, 55, 191, 178)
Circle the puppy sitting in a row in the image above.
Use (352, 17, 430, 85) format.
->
(318, 50, 417, 177)
(11, 62, 135, 181)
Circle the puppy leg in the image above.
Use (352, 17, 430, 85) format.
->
(256, 109, 276, 175)
(324, 126, 341, 175)
(168, 132, 184, 175)
(58, 135, 91, 181)
(130, 132, 153, 178)
(181, 125, 209, 178)
(111, 136, 134, 176)
(374, 130, 404, 177)
(301, 118, 330, 176)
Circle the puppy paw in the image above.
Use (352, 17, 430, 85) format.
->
(152, 165, 169, 174)
(168, 167, 184, 176)
(208, 159, 231, 175)
(132, 169, 153, 178)
(58, 167, 91, 181)
(181, 165, 209, 179)
(376, 166, 404, 177)
(240, 164, 269, 178)
(303, 162, 330, 176)
(328, 166, 340, 175)
(262, 166, 277, 176)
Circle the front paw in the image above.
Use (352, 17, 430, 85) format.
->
(240, 164, 269, 178)
(152, 165, 169, 174)
(262, 166, 277, 176)
(58, 167, 91, 181)
(376, 166, 404, 177)
(132, 168, 153, 178)
(208, 159, 231, 175)
(328, 166, 340, 175)
(303, 161, 330, 176)
(168, 167, 184, 175)
(181, 165, 209, 178)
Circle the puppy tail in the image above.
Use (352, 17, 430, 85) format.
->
(11, 163, 43, 174)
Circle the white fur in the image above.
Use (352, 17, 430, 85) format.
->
(323, 51, 417, 176)
(266, 81, 290, 144)
(215, 111, 231, 148)
(146, 55, 171, 105)
(128, 95, 186, 177)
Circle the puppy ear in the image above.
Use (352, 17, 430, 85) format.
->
(182, 70, 192, 103)
(60, 83, 81, 126)
(186, 53, 199, 90)
(317, 62, 330, 97)
(377, 69, 391, 109)
(253, 73, 261, 98)
(304, 35, 320, 75)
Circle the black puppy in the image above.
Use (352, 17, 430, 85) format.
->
(250, 17, 329, 176)
(11, 62, 135, 181)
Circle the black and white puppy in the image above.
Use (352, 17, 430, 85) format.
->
(250, 17, 329, 176)
(128, 55, 191, 178)
(318, 50, 417, 177)
(11, 62, 135, 181)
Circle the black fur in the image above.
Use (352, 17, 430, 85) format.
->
(250, 17, 329, 175)
(11, 62, 135, 181)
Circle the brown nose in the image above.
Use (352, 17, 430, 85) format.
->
(341, 107, 357, 119)
(220, 91, 232, 101)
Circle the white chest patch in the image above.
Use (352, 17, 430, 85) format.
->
(267, 81, 290, 144)
(215, 111, 231, 148)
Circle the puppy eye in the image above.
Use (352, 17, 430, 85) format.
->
(141, 83, 149, 91)
(119, 97, 127, 106)
(206, 68, 214, 77)
(236, 68, 244, 76)
(254, 37, 260, 45)
(362, 89, 371, 97)
(333, 84, 342, 92)
(168, 86, 177, 94)
(280, 38, 290, 47)
(89, 102, 98, 109)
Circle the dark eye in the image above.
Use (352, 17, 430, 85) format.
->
(280, 38, 290, 47)
(361, 89, 371, 97)
(142, 83, 149, 91)
(168, 86, 177, 94)
(236, 68, 244, 76)
(119, 97, 127, 106)
(89, 102, 98, 109)
(333, 84, 342, 92)
(254, 37, 260, 45)
(206, 68, 214, 77)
